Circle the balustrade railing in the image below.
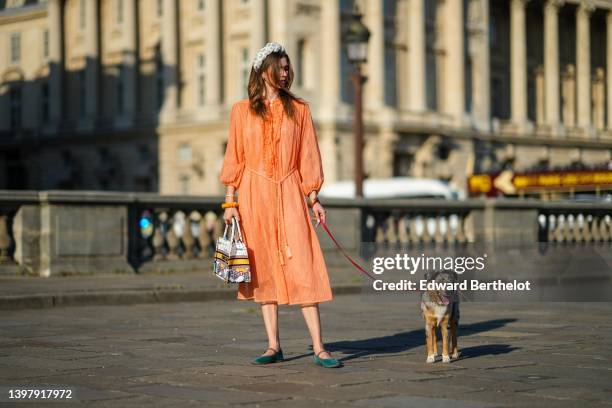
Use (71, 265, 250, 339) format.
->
(360, 200, 481, 246)
(537, 205, 612, 243)
(0, 191, 610, 276)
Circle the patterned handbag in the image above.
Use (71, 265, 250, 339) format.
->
(213, 217, 251, 283)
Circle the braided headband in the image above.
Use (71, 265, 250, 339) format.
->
(252, 42, 286, 72)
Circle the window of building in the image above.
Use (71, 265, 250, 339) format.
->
(179, 175, 190, 194)
(117, 65, 125, 114)
(138, 145, 151, 162)
(9, 86, 22, 129)
(197, 0, 205, 11)
(383, 0, 397, 107)
(6, 0, 27, 8)
(157, 0, 163, 17)
(10, 33, 20, 64)
(296, 38, 305, 87)
(41, 82, 50, 123)
(79, 69, 87, 118)
(43, 30, 49, 58)
(79, 0, 86, 30)
(178, 143, 192, 162)
(117, 0, 124, 24)
(197, 54, 206, 106)
(240, 47, 249, 99)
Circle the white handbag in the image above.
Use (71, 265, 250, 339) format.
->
(213, 217, 251, 283)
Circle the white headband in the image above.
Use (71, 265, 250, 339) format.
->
(252, 42, 285, 71)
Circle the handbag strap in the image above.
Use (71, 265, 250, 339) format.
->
(232, 217, 245, 242)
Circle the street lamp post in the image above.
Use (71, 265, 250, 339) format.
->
(345, 6, 370, 199)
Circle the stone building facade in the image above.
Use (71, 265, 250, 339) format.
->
(0, 0, 611, 195)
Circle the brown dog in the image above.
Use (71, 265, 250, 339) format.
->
(420, 271, 460, 363)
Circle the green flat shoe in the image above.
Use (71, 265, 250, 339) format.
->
(251, 347, 284, 365)
(313, 350, 341, 368)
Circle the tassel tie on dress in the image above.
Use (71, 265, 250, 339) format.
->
(250, 98, 294, 266)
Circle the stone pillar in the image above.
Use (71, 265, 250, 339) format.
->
(606, 11, 612, 131)
(576, 2, 594, 130)
(46, 0, 62, 130)
(319, 0, 340, 122)
(535, 65, 545, 125)
(84, 0, 100, 123)
(510, 0, 529, 127)
(543, 0, 563, 128)
(318, 127, 338, 184)
(251, 0, 266, 58)
(205, 0, 222, 107)
(407, 0, 426, 112)
(160, 0, 178, 121)
(364, 0, 385, 111)
(592, 67, 605, 131)
(467, 0, 491, 131)
(561, 64, 576, 127)
(122, 0, 137, 121)
(444, 0, 465, 119)
(268, 0, 288, 46)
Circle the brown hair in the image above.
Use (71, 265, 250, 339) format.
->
(247, 50, 305, 122)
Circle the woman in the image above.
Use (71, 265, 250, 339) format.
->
(219, 42, 341, 369)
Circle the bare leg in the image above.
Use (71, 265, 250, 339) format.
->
(259, 301, 280, 356)
(301, 303, 332, 359)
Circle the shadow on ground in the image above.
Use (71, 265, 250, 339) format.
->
(286, 318, 519, 362)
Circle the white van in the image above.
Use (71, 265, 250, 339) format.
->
(318, 177, 463, 200)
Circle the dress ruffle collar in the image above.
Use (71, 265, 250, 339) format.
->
(262, 99, 284, 178)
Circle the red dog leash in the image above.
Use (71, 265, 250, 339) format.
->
(316, 219, 376, 281)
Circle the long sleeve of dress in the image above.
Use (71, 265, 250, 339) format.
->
(298, 103, 324, 196)
(219, 103, 246, 189)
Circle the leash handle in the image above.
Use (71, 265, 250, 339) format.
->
(318, 220, 376, 281)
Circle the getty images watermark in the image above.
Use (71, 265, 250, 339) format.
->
(370, 253, 532, 292)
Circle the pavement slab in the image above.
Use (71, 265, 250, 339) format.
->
(0, 295, 611, 407)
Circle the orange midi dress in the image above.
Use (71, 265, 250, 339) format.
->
(219, 97, 333, 305)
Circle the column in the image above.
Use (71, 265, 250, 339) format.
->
(251, 0, 266, 59)
(561, 64, 576, 128)
(46, 0, 63, 129)
(561, 64, 576, 127)
(205, 0, 221, 106)
(84, 0, 100, 122)
(364, 0, 385, 111)
(606, 10, 612, 131)
(407, 0, 426, 112)
(592, 67, 605, 130)
(469, 0, 490, 131)
(535, 65, 545, 124)
(319, 0, 340, 122)
(123, 0, 137, 120)
(510, 0, 529, 126)
(268, 0, 287, 45)
(444, 0, 465, 118)
(576, 2, 594, 130)
(543, 0, 563, 127)
(318, 0, 340, 183)
(161, 0, 178, 120)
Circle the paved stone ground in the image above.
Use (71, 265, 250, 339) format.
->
(1, 295, 611, 407)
